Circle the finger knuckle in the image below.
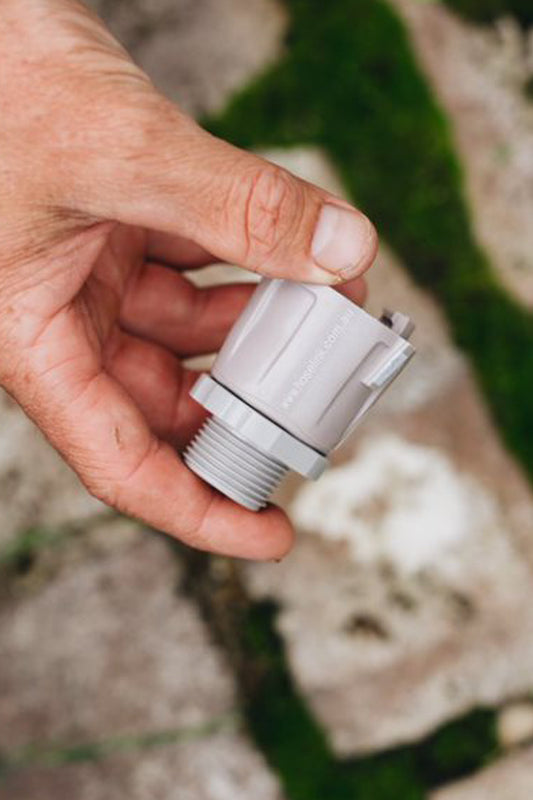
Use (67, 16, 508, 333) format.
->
(242, 164, 302, 261)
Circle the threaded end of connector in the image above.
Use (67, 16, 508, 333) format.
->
(184, 417, 288, 511)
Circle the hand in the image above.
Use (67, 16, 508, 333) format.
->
(0, 0, 377, 560)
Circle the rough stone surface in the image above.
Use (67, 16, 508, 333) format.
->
(87, 0, 288, 115)
(0, 521, 234, 750)
(292, 435, 508, 574)
(0, 519, 284, 798)
(243, 147, 533, 756)
(392, 0, 533, 306)
(0, 389, 102, 548)
(0, 732, 284, 800)
(431, 746, 533, 800)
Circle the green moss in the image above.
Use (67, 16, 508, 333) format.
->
(205, 0, 533, 482)
(443, 0, 533, 27)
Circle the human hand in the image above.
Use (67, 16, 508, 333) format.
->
(0, 0, 377, 559)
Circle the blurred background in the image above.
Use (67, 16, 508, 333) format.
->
(1, 0, 533, 797)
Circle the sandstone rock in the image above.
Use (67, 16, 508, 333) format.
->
(431, 746, 533, 800)
(392, 0, 533, 306)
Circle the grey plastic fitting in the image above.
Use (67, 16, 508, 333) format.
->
(185, 278, 415, 511)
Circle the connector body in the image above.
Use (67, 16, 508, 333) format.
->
(185, 279, 415, 510)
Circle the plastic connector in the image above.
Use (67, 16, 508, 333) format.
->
(185, 278, 415, 510)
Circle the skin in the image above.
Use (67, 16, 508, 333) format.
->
(0, 0, 377, 560)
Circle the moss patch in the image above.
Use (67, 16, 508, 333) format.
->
(205, 0, 533, 484)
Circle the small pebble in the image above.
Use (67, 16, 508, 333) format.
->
(497, 701, 533, 748)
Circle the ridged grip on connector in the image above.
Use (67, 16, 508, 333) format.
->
(212, 279, 415, 452)
(184, 417, 288, 511)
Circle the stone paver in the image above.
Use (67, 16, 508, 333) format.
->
(0, 521, 233, 749)
(392, 0, 533, 306)
(0, 519, 284, 799)
(243, 148, 533, 756)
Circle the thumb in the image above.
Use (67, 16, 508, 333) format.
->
(80, 104, 378, 285)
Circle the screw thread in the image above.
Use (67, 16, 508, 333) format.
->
(184, 417, 288, 511)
